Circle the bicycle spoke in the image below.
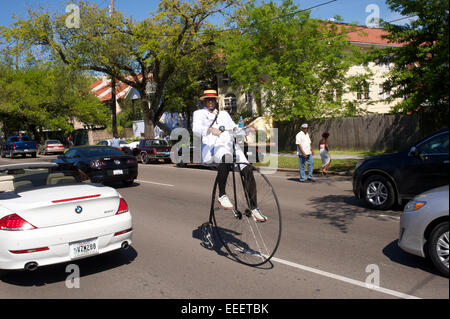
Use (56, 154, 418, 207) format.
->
(212, 163, 281, 266)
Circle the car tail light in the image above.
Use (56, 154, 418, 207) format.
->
(0, 214, 37, 231)
(126, 158, 137, 164)
(114, 228, 133, 236)
(10, 247, 49, 254)
(116, 198, 129, 215)
(35, 143, 38, 149)
(90, 160, 107, 168)
(12, 144, 16, 150)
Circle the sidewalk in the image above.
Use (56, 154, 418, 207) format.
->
(260, 153, 367, 176)
(277, 153, 367, 160)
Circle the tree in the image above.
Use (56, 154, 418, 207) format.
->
(163, 45, 220, 131)
(218, 0, 363, 121)
(1, 0, 240, 138)
(0, 62, 109, 139)
(372, 0, 449, 123)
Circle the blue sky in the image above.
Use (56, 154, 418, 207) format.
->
(0, 0, 410, 28)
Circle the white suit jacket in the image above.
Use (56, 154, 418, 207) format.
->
(192, 107, 248, 165)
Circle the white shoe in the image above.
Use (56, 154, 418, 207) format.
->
(251, 208, 267, 222)
(218, 195, 233, 210)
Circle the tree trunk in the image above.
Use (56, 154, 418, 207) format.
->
(141, 97, 155, 138)
(111, 77, 118, 135)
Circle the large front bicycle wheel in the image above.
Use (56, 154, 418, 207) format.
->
(211, 163, 281, 266)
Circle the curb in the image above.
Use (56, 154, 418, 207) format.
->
(255, 166, 354, 176)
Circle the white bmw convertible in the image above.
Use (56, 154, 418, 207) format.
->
(0, 162, 133, 272)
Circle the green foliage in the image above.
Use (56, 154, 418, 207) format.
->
(369, 0, 449, 124)
(219, 0, 363, 121)
(0, 62, 109, 134)
(0, 0, 241, 137)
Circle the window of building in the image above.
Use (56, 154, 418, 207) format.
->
(327, 88, 342, 102)
(224, 94, 237, 114)
(357, 83, 370, 100)
(245, 92, 253, 104)
(222, 74, 231, 86)
(378, 84, 391, 100)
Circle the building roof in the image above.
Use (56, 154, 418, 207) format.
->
(90, 77, 133, 102)
(336, 23, 402, 47)
(90, 24, 402, 100)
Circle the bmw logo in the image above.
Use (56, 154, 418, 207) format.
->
(75, 206, 83, 214)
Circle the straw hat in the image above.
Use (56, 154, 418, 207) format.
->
(200, 89, 219, 101)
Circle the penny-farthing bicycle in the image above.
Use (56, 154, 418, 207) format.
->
(201, 127, 282, 266)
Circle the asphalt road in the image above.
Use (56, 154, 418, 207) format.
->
(0, 154, 448, 300)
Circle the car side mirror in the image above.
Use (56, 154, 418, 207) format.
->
(409, 146, 425, 160)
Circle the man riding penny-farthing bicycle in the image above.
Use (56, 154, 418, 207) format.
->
(193, 90, 281, 266)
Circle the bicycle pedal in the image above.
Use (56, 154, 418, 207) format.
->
(232, 209, 242, 219)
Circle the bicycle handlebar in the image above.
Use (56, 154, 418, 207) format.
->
(218, 126, 248, 139)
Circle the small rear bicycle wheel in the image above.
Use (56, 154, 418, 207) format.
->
(211, 163, 281, 266)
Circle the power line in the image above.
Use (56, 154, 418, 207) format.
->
(214, 0, 339, 34)
(107, 0, 339, 39)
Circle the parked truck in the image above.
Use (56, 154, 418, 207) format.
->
(1, 136, 38, 158)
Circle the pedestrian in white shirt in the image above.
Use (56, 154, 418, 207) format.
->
(296, 123, 315, 182)
(192, 90, 267, 222)
(110, 133, 121, 148)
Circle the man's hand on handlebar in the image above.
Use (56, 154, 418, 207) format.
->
(208, 127, 222, 136)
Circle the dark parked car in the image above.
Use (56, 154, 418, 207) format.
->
(353, 129, 449, 210)
(52, 145, 138, 185)
(171, 143, 265, 167)
(1, 136, 38, 158)
(137, 139, 171, 164)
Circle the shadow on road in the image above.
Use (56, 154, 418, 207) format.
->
(0, 247, 138, 286)
(192, 224, 274, 270)
(383, 240, 444, 278)
(303, 194, 403, 233)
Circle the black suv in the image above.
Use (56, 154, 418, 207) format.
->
(353, 129, 449, 210)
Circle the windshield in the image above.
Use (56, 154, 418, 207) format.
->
(145, 140, 168, 147)
(0, 166, 83, 194)
(80, 147, 124, 158)
(10, 136, 31, 142)
(47, 140, 61, 144)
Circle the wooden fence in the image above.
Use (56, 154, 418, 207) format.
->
(274, 113, 442, 152)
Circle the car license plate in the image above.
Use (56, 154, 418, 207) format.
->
(70, 238, 98, 259)
(113, 169, 123, 175)
(24, 149, 29, 152)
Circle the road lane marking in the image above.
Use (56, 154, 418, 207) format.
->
(136, 179, 174, 187)
(270, 256, 421, 299)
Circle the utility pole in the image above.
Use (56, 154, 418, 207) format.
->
(109, 0, 118, 136)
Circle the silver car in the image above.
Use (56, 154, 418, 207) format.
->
(398, 185, 449, 276)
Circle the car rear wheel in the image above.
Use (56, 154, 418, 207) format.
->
(428, 222, 449, 277)
(362, 175, 395, 210)
(123, 179, 134, 186)
(141, 152, 149, 164)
